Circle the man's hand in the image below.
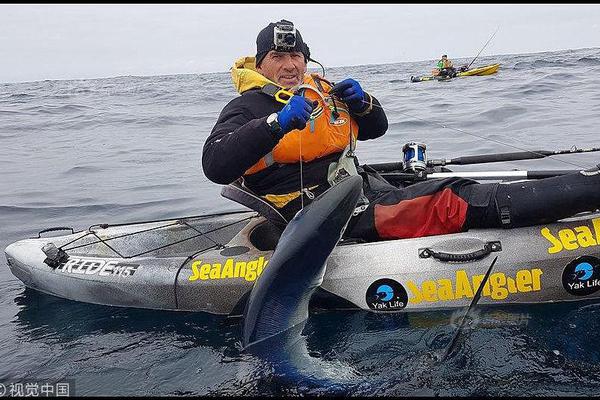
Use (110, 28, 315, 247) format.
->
(331, 78, 367, 113)
(277, 95, 315, 133)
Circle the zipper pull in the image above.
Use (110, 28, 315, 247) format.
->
(302, 188, 315, 200)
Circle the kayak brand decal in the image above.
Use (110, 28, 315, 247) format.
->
(406, 268, 543, 304)
(55, 258, 139, 277)
(366, 279, 408, 311)
(562, 256, 600, 296)
(189, 256, 269, 282)
(541, 218, 600, 254)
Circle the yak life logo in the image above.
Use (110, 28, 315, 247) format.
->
(562, 256, 600, 296)
(366, 279, 408, 311)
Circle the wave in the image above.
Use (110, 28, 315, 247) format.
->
(0, 198, 194, 217)
(577, 56, 600, 66)
(476, 105, 528, 122)
(61, 166, 105, 176)
(6, 93, 36, 99)
(22, 104, 93, 114)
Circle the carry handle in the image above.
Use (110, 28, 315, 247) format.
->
(419, 241, 502, 262)
(37, 227, 74, 238)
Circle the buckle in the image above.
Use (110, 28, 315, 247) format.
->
(500, 207, 511, 226)
(262, 84, 293, 105)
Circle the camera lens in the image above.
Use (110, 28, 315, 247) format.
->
(283, 33, 295, 45)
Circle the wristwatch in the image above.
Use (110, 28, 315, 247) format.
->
(266, 113, 284, 140)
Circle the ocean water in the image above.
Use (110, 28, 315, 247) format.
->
(3, 47, 600, 396)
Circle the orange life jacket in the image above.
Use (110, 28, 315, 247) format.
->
(244, 74, 359, 176)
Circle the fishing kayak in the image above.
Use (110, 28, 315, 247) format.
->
(457, 63, 500, 77)
(6, 203, 600, 315)
(410, 63, 500, 83)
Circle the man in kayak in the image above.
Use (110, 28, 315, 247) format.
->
(203, 19, 388, 222)
(434, 55, 457, 78)
(204, 20, 600, 242)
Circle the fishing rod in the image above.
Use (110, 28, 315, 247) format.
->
(362, 140, 595, 183)
(367, 147, 600, 172)
(467, 27, 500, 69)
(429, 147, 600, 166)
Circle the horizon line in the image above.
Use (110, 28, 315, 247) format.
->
(2, 45, 598, 85)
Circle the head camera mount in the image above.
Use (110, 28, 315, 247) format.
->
(273, 19, 297, 51)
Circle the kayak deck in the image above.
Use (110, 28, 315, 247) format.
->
(6, 209, 600, 315)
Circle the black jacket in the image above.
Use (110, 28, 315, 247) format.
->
(202, 88, 388, 216)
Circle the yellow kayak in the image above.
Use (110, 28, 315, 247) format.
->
(456, 63, 500, 77)
(410, 63, 500, 83)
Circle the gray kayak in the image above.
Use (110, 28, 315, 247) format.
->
(6, 208, 600, 315)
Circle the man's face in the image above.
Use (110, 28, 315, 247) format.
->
(256, 50, 307, 88)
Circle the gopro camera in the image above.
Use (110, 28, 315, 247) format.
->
(273, 20, 296, 51)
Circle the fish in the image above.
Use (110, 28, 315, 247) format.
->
(242, 175, 364, 390)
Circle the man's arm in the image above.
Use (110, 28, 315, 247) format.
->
(329, 79, 388, 142)
(353, 93, 388, 141)
(202, 101, 276, 185)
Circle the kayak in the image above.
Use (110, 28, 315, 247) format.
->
(6, 203, 600, 316)
(457, 63, 500, 77)
(410, 63, 500, 83)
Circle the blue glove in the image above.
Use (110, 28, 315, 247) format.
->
(331, 78, 366, 113)
(277, 95, 315, 133)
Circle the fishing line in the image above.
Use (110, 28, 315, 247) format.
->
(300, 122, 304, 211)
(467, 27, 500, 69)
(362, 99, 593, 170)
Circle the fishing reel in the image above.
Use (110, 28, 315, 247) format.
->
(402, 142, 427, 172)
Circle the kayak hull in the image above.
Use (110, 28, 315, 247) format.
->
(457, 63, 501, 76)
(6, 210, 600, 315)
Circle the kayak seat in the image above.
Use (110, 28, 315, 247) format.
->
(221, 179, 288, 230)
(248, 220, 282, 251)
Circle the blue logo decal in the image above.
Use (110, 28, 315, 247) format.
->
(563, 256, 600, 296)
(575, 262, 594, 281)
(377, 284, 394, 302)
(367, 279, 408, 311)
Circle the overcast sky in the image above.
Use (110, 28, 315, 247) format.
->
(1, 4, 599, 83)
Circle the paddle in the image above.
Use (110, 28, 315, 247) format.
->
(466, 27, 500, 70)
(380, 169, 577, 182)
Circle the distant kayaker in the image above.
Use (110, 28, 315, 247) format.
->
(433, 55, 457, 78)
(203, 20, 600, 242)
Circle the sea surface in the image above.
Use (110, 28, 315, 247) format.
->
(2, 47, 600, 396)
